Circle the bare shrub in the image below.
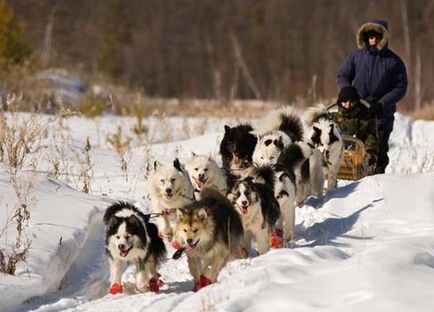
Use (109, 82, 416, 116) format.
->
(0, 95, 44, 173)
(106, 125, 131, 181)
(70, 137, 93, 193)
(411, 101, 434, 121)
(0, 165, 37, 275)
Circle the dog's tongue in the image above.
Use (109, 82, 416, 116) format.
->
(120, 250, 128, 257)
(197, 179, 206, 188)
(241, 206, 248, 214)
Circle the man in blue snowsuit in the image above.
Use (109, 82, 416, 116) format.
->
(336, 20, 408, 173)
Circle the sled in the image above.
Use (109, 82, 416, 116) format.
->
(337, 135, 371, 180)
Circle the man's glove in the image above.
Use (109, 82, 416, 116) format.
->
(368, 101, 382, 115)
(367, 151, 378, 166)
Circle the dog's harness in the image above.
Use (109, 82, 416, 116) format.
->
(172, 239, 200, 260)
(137, 248, 153, 272)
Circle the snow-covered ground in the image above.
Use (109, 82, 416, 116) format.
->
(0, 112, 433, 312)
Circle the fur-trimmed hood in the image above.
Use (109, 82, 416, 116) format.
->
(357, 20, 389, 50)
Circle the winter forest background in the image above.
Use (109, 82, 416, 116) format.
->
(1, 0, 434, 116)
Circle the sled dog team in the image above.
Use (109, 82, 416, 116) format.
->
(103, 105, 345, 294)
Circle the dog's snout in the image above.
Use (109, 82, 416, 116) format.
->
(187, 238, 193, 245)
(165, 188, 172, 194)
(198, 173, 205, 180)
(118, 244, 125, 251)
(241, 200, 248, 206)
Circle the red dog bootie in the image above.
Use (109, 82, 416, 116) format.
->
(148, 277, 160, 293)
(109, 282, 123, 295)
(270, 229, 283, 249)
(194, 275, 211, 291)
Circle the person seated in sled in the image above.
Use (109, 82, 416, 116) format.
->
(331, 86, 380, 170)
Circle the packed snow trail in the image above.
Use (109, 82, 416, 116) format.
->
(19, 173, 434, 312)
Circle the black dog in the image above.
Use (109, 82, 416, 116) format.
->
(219, 124, 257, 174)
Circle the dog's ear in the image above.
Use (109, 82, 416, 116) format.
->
(206, 152, 212, 160)
(173, 158, 182, 172)
(176, 208, 187, 221)
(191, 151, 197, 158)
(224, 125, 230, 133)
(197, 208, 208, 221)
(128, 214, 141, 227)
(154, 160, 162, 171)
(109, 216, 120, 228)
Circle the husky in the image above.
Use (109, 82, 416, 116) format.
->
(219, 124, 257, 175)
(252, 130, 292, 166)
(277, 141, 324, 205)
(103, 201, 166, 294)
(255, 106, 304, 143)
(148, 158, 194, 241)
(240, 163, 296, 246)
(185, 152, 227, 200)
(227, 178, 280, 255)
(174, 188, 243, 291)
(273, 166, 297, 244)
(305, 105, 344, 190)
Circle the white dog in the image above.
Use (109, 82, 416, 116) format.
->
(305, 105, 344, 190)
(148, 158, 194, 241)
(185, 152, 227, 200)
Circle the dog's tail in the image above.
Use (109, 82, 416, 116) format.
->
(256, 106, 304, 142)
(277, 142, 312, 171)
(304, 104, 332, 127)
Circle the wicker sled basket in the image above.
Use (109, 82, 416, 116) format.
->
(337, 135, 370, 180)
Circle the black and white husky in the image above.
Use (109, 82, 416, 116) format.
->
(252, 130, 292, 166)
(253, 106, 305, 167)
(305, 105, 344, 190)
(277, 141, 324, 205)
(148, 158, 194, 241)
(227, 178, 280, 255)
(103, 201, 166, 294)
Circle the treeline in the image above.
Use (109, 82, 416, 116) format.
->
(6, 0, 434, 109)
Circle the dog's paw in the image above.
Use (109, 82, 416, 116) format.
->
(109, 282, 123, 295)
(136, 279, 147, 292)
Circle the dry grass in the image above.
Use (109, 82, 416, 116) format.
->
(410, 102, 434, 121)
